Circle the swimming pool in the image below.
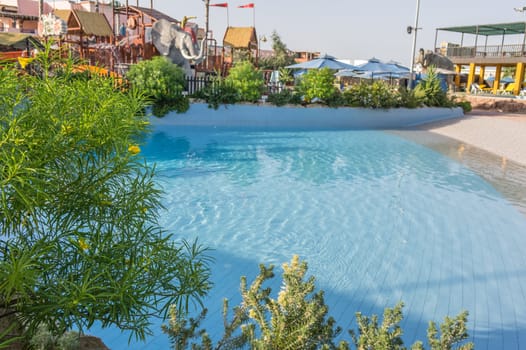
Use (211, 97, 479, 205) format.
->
(94, 108, 526, 349)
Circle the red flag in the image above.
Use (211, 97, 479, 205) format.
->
(210, 2, 228, 7)
(238, 3, 254, 8)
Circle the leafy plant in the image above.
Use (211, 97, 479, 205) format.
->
(163, 255, 346, 349)
(296, 67, 339, 104)
(224, 61, 265, 103)
(267, 88, 302, 106)
(0, 61, 212, 343)
(192, 73, 239, 109)
(454, 99, 472, 113)
(0, 323, 23, 350)
(397, 86, 422, 109)
(28, 324, 80, 350)
(350, 302, 405, 349)
(413, 66, 454, 107)
(342, 81, 400, 109)
(278, 67, 294, 86)
(419, 312, 473, 350)
(126, 56, 189, 116)
(163, 256, 474, 350)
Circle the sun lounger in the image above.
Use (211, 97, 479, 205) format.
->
(497, 83, 516, 95)
(470, 83, 483, 94)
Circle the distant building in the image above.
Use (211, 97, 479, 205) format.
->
(434, 22, 526, 95)
(0, 0, 53, 34)
(293, 50, 320, 63)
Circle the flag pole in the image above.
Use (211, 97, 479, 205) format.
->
(237, 3, 255, 26)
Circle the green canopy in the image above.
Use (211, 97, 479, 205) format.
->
(437, 22, 526, 36)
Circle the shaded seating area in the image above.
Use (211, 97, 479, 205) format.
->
(0, 32, 41, 59)
(434, 22, 526, 95)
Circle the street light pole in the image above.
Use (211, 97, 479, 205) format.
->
(203, 0, 210, 69)
(408, 0, 421, 89)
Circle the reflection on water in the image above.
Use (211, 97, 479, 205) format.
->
(392, 129, 526, 216)
(95, 125, 526, 350)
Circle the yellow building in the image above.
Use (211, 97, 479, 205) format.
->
(434, 22, 526, 95)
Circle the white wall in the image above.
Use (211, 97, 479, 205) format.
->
(152, 103, 464, 130)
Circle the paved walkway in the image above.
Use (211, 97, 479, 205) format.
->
(420, 110, 526, 166)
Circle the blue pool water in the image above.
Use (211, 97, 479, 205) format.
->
(95, 125, 526, 349)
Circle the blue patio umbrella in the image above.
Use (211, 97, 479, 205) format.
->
(353, 57, 410, 78)
(486, 75, 514, 84)
(335, 69, 408, 80)
(285, 54, 359, 70)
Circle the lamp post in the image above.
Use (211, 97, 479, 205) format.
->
(255, 35, 266, 66)
(408, 0, 421, 89)
(202, 0, 210, 69)
(258, 35, 267, 56)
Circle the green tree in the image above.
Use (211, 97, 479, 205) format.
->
(297, 67, 339, 104)
(259, 31, 296, 70)
(224, 61, 265, 102)
(0, 60, 211, 343)
(126, 56, 189, 116)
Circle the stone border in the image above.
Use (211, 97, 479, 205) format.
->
(151, 103, 464, 129)
(460, 94, 526, 113)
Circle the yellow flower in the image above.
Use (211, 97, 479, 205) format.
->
(128, 144, 141, 155)
(78, 238, 89, 251)
(61, 124, 73, 135)
(248, 309, 257, 319)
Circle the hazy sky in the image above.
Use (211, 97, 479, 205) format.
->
(146, 0, 525, 65)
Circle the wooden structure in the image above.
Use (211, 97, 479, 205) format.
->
(54, 9, 113, 67)
(434, 22, 526, 95)
(1, 0, 220, 76)
(222, 26, 257, 69)
(0, 32, 41, 69)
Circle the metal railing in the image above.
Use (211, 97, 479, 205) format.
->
(184, 76, 286, 95)
(442, 44, 526, 58)
(185, 76, 213, 95)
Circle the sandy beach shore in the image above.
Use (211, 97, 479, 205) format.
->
(420, 109, 526, 166)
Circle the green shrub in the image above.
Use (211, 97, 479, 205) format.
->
(455, 100, 472, 113)
(126, 56, 189, 116)
(0, 62, 211, 342)
(163, 256, 474, 350)
(267, 88, 302, 106)
(343, 81, 400, 109)
(28, 325, 79, 350)
(413, 66, 454, 108)
(224, 61, 265, 102)
(192, 74, 239, 109)
(296, 67, 339, 104)
(397, 85, 422, 109)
